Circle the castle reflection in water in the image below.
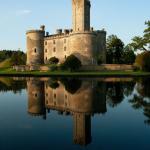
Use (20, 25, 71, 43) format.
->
(27, 78, 107, 146)
(16, 77, 149, 146)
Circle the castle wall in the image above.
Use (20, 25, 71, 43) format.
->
(69, 32, 97, 65)
(44, 35, 70, 64)
(96, 31, 107, 63)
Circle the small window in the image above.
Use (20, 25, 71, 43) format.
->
(54, 94, 56, 99)
(64, 47, 66, 51)
(64, 39, 66, 43)
(45, 49, 47, 53)
(46, 57, 47, 61)
(34, 48, 36, 53)
(65, 55, 67, 59)
(35, 93, 37, 97)
(45, 41, 47, 45)
(53, 40, 55, 44)
(53, 47, 56, 52)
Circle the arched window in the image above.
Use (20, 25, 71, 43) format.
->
(34, 48, 36, 53)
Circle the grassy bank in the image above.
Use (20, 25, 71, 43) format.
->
(0, 67, 150, 77)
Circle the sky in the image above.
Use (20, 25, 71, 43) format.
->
(0, 0, 149, 52)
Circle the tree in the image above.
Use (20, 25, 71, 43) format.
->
(130, 20, 150, 51)
(61, 55, 81, 71)
(122, 46, 136, 64)
(49, 57, 59, 64)
(135, 51, 150, 71)
(106, 35, 124, 64)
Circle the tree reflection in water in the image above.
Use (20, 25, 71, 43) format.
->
(128, 78, 150, 125)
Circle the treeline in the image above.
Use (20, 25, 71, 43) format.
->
(105, 20, 150, 71)
(0, 50, 26, 65)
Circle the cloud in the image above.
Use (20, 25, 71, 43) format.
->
(16, 9, 32, 16)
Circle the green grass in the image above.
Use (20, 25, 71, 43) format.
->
(0, 58, 13, 68)
(0, 68, 149, 77)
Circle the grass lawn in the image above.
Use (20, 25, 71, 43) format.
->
(0, 67, 150, 77)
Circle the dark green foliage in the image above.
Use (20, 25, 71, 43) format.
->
(106, 35, 124, 64)
(49, 64, 58, 71)
(49, 57, 59, 64)
(135, 51, 150, 71)
(122, 46, 136, 64)
(97, 56, 103, 65)
(49, 80, 59, 89)
(0, 50, 26, 65)
(60, 78, 82, 94)
(0, 80, 26, 93)
(61, 55, 81, 71)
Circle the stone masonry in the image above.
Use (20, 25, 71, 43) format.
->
(26, 0, 106, 66)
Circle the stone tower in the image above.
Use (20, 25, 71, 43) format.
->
(72, 0, 91, 31)
(26, 25, 45, 65)
(27, 78, 46, 119)
(73, 113, 91, 145)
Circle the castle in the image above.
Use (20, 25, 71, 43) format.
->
(26, 0, 106, 66)
(27, 77, 107, 145)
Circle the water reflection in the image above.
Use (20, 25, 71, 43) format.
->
(27, 78, 107, 146)
(0, 77, 150, 147)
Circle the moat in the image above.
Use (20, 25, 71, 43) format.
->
(0, 77, 150, 150)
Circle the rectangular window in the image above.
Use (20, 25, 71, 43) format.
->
(53, 40, 55, 44)
(64, 47, 66, 51)
(53, 47, 56, 52)
(45, 49, 47, 53)
(45, 41, 47, 45)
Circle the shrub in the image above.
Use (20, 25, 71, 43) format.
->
(49, 57, 59, 64)
(97, 56, 103, 65)
(49, 64, 58, 71)
(61, 55, 81, 71)
(135, 51, 150, 71)
(49, 80, 59, 89)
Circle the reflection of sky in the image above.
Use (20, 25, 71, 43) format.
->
(0, 82, 150, 150)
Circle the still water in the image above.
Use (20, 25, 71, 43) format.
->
(0, 77, 150, 150)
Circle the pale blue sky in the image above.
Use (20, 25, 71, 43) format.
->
(0, 0, 149, 51)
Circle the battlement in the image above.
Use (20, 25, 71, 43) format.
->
(26, 29, 44, 34)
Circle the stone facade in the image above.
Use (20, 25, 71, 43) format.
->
(26, 0, 106, 66)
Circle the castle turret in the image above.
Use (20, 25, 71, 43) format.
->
(26, 25, 45, 65)
(72, 0, 91, 32)
(27, 78, 46, 119)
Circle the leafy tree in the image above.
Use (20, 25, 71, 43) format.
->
(134, 51, 150, 71)
(106, 35, 124, 64)
(49, 57, 59, 64)
(61, 55, 81, 71)
(130, 20, 150, 51)
(60, 78, 82, 94)
(122, 46, 136, 64)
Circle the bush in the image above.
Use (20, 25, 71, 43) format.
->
(61, 55, 81, 71)
(135, 51, 150, 71)
(97, 56, 103, 65)
(49, 57, 59, 64)
(49, 64, 58, 71)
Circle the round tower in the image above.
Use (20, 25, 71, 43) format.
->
(27, 78, 46, 117)
(26, 26, 45, 65)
